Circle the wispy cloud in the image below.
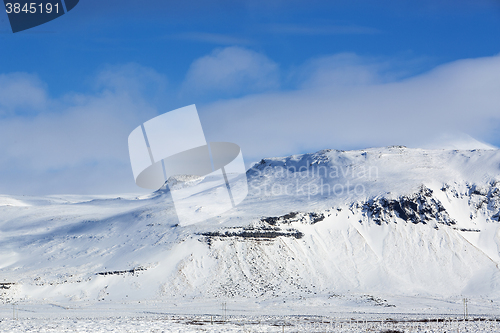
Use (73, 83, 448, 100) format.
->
(169, 32, 253, 45)
(288, 53, 432, 88)
(265, 23, 381, 35)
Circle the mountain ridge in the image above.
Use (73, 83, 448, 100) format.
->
(1, 146, 500, 314)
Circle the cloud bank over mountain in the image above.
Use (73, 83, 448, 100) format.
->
(0, 50, 499, 195)
(201, 51, 500, 160)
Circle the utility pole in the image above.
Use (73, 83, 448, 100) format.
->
(466, 298, 468, 320)
(463, 298, 468, 321)
(12, 303, 18, 320)
(221, 302, 227, 322)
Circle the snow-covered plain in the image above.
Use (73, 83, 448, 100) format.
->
(2, 146, 500, 331)
(2, 314, 500, 332)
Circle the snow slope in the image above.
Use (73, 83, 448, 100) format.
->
(1, 146, 500, 316)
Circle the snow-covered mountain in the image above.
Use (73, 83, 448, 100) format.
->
(2, 146, 500, 315)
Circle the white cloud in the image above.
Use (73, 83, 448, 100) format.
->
(422, 133, 497, 150)
(0, 73, 48, 116)
(182, 47, 279, 97)
(293, 53, 389, 88)
(289, 53, 430, 89)
(200, 54, 500, 162)
(0, 64, 163, 195)
(93, 63, 168, 99)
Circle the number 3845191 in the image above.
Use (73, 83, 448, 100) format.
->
(5, 2, 59, 14)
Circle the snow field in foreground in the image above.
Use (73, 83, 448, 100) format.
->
(1, 315, 500, 333)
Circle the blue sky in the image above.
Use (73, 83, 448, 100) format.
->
(0, 0, 500, 195)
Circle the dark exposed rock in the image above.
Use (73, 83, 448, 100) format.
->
(0, 283, 15, 290)
(355, 186, 456, 226)
(200, 227, 304, 241)
(96, 267, 147, 276)
(262, 212, 298, 225)
(453, 228, 481, 232)
(261, 211, 326, 226)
